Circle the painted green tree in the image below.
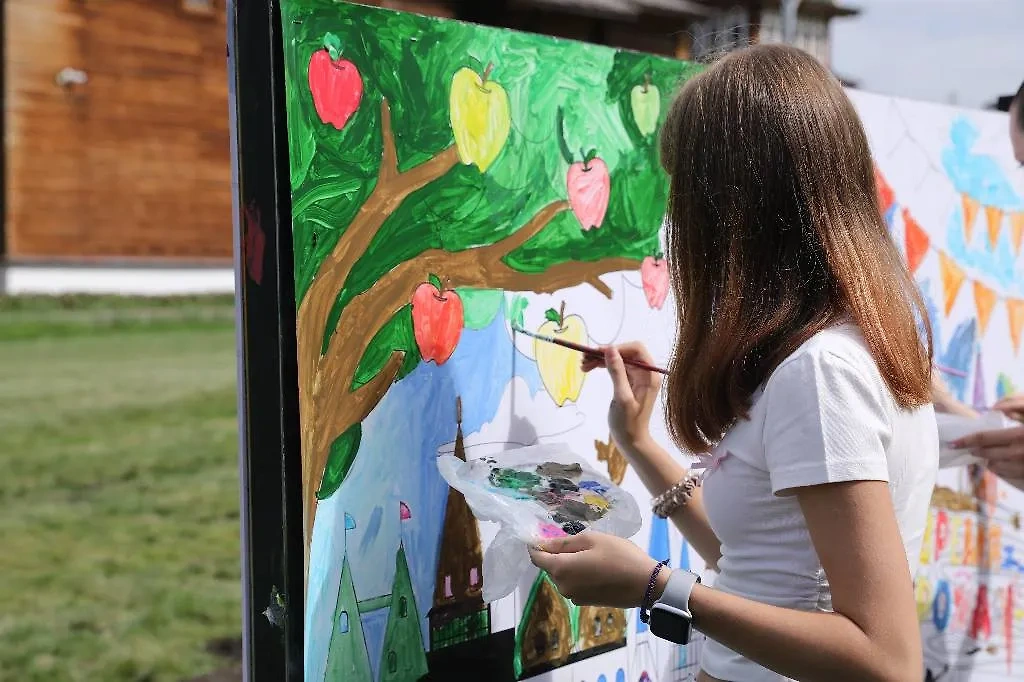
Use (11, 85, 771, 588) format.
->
(280, 1, 697, 571)
(324, 556, 372, 679)
(377, 543, 428, 681)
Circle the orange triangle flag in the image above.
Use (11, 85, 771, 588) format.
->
(984, 206, 1004, 249)
(962, 194, 980, 242)
(1008, 299, 1024, 355)
(903, 208, 930, 273)
(1011, 212, 1024, 255)
(973, 281, 998, 335)
(939, 251, 966, 316)
(875, 166, 895, 214)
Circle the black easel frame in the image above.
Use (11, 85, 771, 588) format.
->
(227, 1, 303, 680)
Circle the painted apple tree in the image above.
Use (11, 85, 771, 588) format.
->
(281, 1, 697, 572)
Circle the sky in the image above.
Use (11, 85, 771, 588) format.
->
(831, 0, 1024, 109)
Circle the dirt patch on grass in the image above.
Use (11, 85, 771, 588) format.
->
(182, 637, 243, 682)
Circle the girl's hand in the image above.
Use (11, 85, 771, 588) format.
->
(528, 531, 667, 608)
(582, 342, 662, 454)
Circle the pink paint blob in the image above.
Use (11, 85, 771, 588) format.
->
(567, 158, 610, 230)
(640, 256, 669, 309)
(538, 523, 567, 539)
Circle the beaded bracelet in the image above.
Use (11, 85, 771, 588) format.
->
(639, 559, 669, 624)
(651, 472, 701, 519)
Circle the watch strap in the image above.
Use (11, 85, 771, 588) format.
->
(655, 569, 700, 617)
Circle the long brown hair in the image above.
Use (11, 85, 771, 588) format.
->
(659, 44, 932, 453)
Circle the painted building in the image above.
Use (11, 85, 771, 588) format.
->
(427, 398, 490, 650)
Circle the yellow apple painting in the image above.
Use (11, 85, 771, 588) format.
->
(450, 64, 511, 173)
(281, 2, 697, 680)
(534, 302, 588, 406)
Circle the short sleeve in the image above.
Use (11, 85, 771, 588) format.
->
(762, 348, 892, 496)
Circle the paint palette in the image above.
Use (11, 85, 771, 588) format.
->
(486, 461, 615, 538)
(439, 443, 643, 602)
(439, 442, 642, 549)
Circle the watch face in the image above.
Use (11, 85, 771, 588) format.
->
(649, 605, 691, 645)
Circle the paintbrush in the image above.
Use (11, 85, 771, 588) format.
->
(511, 325, 669, 375)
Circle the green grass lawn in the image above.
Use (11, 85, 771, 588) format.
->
(0, 296, 242, 681)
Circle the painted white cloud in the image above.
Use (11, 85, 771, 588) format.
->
(436, 376, 588, 459)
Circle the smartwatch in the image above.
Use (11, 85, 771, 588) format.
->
(649, 570, 701, 645)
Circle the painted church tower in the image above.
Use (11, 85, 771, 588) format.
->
(379, 541, 428, 681)
(427, 397, 490, 650)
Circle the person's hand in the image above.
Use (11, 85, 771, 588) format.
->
(528, 531, 667, 608)
(953, 425, 1024, 482)
(993, 394, 1024, 423)
(581, 342, 662, 454)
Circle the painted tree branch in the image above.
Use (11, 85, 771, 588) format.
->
(297, 98, 458, 389)
(297, 99, 458, 555)
(308, 199, 639, 552)
(297, 101, 644, 578)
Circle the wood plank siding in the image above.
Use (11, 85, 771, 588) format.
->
(4, 0, 231, 261)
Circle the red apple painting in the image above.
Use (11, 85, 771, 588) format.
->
(308, 33, 363, 130)
(557, 108, 610, 230)
(411, 274, 464, 365)
(640, 255, 669, 309)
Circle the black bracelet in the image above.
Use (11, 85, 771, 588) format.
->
(639, 559, 669, 624)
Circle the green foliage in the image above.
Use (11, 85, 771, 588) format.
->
(350, 306, 421, 389)
(606, 51, 700, 148)
(318, 423, 363, 500)
(282, 0, 690, 303)
(281, 1, 696, 492)
(457, 289, 503, 330)
(507, 294, 529, 329)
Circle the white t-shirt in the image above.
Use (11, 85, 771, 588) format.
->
(699, 323, 938, 681)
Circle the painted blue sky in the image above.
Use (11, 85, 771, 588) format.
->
(305, 309, 544, 680)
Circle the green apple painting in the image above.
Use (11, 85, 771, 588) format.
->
(280, 2, 697, 679)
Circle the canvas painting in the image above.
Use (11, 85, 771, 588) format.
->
(858, 90, 1024, 681)
(277, 2, 1024, 680)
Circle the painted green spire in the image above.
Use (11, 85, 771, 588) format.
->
(324, 555, 372, 680)
(378, 543, 428, 681)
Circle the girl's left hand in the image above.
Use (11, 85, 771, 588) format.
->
(528, 531, 665, 608)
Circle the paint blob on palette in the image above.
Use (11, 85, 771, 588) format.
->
(438, 444, 642, 603)
(486, 461, 615, 538)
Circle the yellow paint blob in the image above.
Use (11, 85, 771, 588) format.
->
(535, 315, 587, 406)
(449, 67, 511, 173)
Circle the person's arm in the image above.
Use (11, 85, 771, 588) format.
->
(686, 479, 921, 682)
(588, 344, 721, 569)
(931, 372, 978, 418)
(533, 348, 924, 680)
(530, 481, 921, 682)
(619, 435, 721, 570)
